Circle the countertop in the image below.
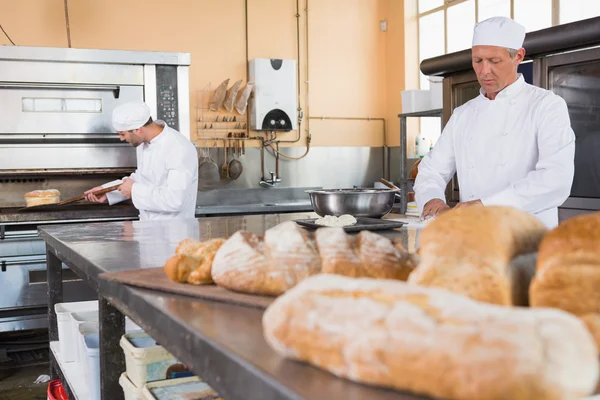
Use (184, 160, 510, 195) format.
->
(38, 212, 427, 400)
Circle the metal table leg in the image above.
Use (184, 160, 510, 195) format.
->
(46, 245, 63, 380)
(99, 297, 125, 400)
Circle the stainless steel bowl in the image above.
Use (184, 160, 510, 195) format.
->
(306, 188, 398, 218)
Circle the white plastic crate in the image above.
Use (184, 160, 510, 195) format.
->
(119, 372, 144, 400)
(141, 376, 220, 400)
(120, 332, 183, 388)
(55, 300, 98, 362)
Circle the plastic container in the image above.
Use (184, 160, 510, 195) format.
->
(119, 372, 144, 400)
(401, 89, 432, 113)
(71, 310, 99, 364)
(141, 376, 222, 400)
(54, 300, 98, 362)
(84, 333, 101, 400)
(429, 76, 443, 109)
(120, 332, 184, 388)
(78, 321, 99, 379)
(47, 380, 69, 400)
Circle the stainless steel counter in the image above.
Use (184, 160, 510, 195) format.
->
(39, 213, 424, 400)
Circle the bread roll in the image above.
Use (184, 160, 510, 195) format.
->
(315, 228, 415, 280)
(530, 212, 600, 350)
(24, 189, 61, 207)
(211, 221, 321, 295)
(263, 274, 599, 400)
(164, 238, 225, 285)
(408, 205, 547, 305)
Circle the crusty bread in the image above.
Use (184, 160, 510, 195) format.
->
(164, 238, 225, 285)
(408, 205, 547, 305)
(211, 221, 321, 296)
(263, 274, 599, 400)
(24, 189, 61, 207)
(315, 228, 415, 280)
(530, 212, 600, 349)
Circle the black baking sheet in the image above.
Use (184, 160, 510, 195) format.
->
(294, 217, 404, 232)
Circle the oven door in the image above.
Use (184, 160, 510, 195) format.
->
(535, 47, 600, 219)
(0, 235, 95, 332)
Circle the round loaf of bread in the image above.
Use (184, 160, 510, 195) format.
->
(24, 189, 61, 207)
(211, 221, 321, 296)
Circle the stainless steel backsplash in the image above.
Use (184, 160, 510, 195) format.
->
(195, 145, 417, 192)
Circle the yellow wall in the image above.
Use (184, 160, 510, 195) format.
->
(0, 0, 405, 147)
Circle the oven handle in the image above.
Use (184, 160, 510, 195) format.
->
(0, 255, 47, 267)
(0, 82, 121, 98)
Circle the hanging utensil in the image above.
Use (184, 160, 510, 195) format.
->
(220, 139, 229, 180)
(228, 133, 243, 180)
(198, 140, 220, 183)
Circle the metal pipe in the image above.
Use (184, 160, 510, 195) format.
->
(244, 0, 250, 140)
(421, 16, 600, 76)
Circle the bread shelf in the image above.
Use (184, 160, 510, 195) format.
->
(50, 341, 90, 400)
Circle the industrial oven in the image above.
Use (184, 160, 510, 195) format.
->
(0, 46, 191, 332)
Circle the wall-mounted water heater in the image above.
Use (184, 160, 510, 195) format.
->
(249, 58, 297, 131)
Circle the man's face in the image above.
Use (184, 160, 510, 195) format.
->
(118, 129, 143, 147)
(472, 45, 524, 95)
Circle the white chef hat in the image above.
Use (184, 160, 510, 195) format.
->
(472, 17, 526, 50)
(112, 101, 151, 131)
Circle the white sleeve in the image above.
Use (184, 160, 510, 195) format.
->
(101, 179, 127, 205)
(481, 95, 575, 213)
(414, 114, 458, 213)
(130, 147, 196, 213)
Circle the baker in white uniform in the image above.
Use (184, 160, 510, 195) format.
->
(85, 100, 199, 221)
(414, 17, 575, 228)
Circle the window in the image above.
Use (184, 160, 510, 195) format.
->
(414, 0, 595, 149)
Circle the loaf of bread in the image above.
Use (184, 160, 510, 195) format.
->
(164, 238, 226, 285)
(315, 228, 415, 280)
(263, 274, 599, 400)
(408, 205, 547, 305)
(211, 221, 321, 296)
(530, 212, 600, 351)
(24, 189, 61, 207)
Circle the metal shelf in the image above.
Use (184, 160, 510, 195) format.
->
(50, 341, 89, 400)
(397, 108, 443, 214)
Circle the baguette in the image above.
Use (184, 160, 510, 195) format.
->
(408, 205, 547, 305)
(263, 274, 599, 400)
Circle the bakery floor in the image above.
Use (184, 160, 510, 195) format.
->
(0, 363, 48, 400)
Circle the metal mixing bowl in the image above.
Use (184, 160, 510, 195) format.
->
(306, 188, 398, 218)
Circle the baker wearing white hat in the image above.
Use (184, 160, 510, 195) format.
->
(84, 100, 198, 221)
(414, 17, 575, 228)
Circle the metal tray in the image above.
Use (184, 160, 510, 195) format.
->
(294, 217, 405, 232)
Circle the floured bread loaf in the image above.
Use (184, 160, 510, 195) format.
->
(409, 205, 547, 305)
(263, 274, 599, 400)
(530, 212, 600, 351)
(314, 214, 357, 227)
(24, 189, 61, 207)
(211, 221, 321, 295)
(164, 238, 226, 285)
(315, 228, 415, 280)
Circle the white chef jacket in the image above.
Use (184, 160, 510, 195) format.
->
(414, 74, 575, 228)
(104, 121, 199, 221)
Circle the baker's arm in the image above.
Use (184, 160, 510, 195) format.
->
(481, 95, 575, 213)
(130, 148, 196, 213)
(414, 115, 458, 214)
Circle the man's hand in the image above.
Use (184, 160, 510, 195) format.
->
(84, 186, 108, 203)
(119, 178, 135, 199)
(453, 199, 483, 210)
(422, 198, 449, 219)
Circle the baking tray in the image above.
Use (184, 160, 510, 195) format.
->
(294, 217, 404, 232)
